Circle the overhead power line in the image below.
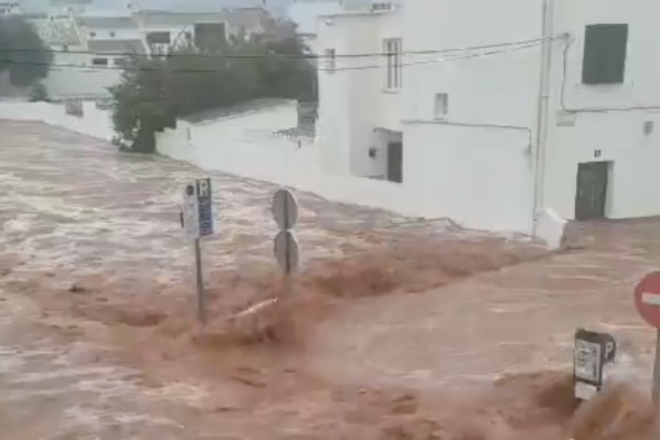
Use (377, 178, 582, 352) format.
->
(328, 37, 560, 72)
(0, 37, 562, 74)
(0, 36, 562, 60)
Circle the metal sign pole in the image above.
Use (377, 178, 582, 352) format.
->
(194, 237, 206, 325)
(653, 330, 660, 403)
(182, 178, 214, 326)
(272, 188, 300, 298)
(283, 192, 292, 297)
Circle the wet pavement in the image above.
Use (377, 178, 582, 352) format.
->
(0, 120, 658, 439)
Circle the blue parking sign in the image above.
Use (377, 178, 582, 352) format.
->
(196, 178, 214, 237)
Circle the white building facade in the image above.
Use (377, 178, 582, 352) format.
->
(132, 7, 274, 54)
(316, 0, 660, 233)
(27, 5, 276, 99)
(543, 0, 660, 223)
(316, 3, 402, 180)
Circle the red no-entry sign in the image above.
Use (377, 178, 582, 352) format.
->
(634, 272, 660, 329)
(633, 271, 660, 404)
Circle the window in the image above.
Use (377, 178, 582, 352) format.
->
(383, 38, 402, 90)
(146, 31, 171, 45)
(324, 48, 336, 72)
(91, 57, 108, 66)
(434, 93, 448, 119)
(109, 31, 116, 37)
(194, 23, 227, 49)
(114, 57, 128, 67)
(89, 31, 96, 37)
(582, 24, 628, 85)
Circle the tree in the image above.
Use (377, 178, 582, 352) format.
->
(0, 16, 52, 87)
(110, 56, 170, 152)
(110, 22, 316, 152)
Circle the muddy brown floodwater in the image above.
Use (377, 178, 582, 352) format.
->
(0, 120, 659, 439)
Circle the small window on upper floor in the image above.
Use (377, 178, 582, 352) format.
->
(147, 31, 171, 46)
(433, 93, 448, 119)
(90, 31, 96, 37)
(383, 38, 402, 90)
(582, 23, 628, 85)
(91, 57, 108, 66)
(324, 48, 336, 73)
(109, 31, 116, 37)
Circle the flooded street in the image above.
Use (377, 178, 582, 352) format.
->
(310, 221, 660, 390)
(0, 120, 658, 439)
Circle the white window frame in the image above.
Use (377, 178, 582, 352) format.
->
(383, 38, 402, 90)
(434, 93, 448, 119)
(324, 48, 336, 73)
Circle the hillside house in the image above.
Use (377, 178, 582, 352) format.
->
(315, 0, 660, 233)
(0, 1, 20, 15)
(28, 14, 94, 99)
(75, 13, 147, 95)
(23, 5, 279, 99)
(131, 6, 275, 53)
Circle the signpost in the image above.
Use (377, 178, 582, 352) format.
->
(274, 230, 299, 273)
(573, 328, 617, 400)
(271, 188, 299, 294)
(271, 188, 298, 231)
(633, 271, 660, 403)
(181, 177, 214, 325)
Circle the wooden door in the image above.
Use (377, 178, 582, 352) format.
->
(575, 161, 609, 221)
(387, 141, 403, 183)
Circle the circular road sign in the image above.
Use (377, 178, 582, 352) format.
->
(274, 230, 299, 273)
(271, 188, 298, 230)
(634, 271, 660, 329)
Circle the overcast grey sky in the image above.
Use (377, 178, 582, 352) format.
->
(21, 0, 287, 13)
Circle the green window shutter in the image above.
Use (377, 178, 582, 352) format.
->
(582, 24, 628, 85)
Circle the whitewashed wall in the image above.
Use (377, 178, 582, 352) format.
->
(155, 102, 541, 234)
(84, 28, 143, 40)
(542, 0, 660, 221)
(45, 52, 122, 99)
(0, 101, 555, 239)
(156, 103, 321, 181)
(315, 10, 403, 178)
(404, 122, 535, 233)
(157, 119, 197, 163)
(157, 118, 429, 218)
(0, 101, 115, 140)
(400, 0, 544, 235)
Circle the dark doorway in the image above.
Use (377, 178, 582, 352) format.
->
(575, 161, 610, 221)
(387, 141, 403, 183)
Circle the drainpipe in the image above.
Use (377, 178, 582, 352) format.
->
(532, 0, 554, 236)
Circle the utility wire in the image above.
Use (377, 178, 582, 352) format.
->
(0, 37, 560, 74)
(326, 37, 559, 72)
(0, 35, 561, 60)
